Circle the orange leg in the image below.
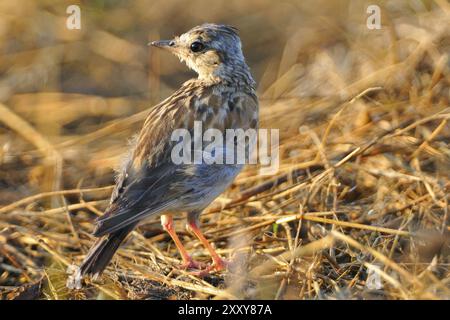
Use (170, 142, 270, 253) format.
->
(161, 214, 203, 270)
(187, 214, 228, 272)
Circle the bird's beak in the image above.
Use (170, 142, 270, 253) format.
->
(148, 39, 175, 49)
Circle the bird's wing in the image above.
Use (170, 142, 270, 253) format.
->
(93, 80, 258, 237)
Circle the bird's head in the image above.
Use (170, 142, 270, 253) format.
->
(150, 23, 251, 84)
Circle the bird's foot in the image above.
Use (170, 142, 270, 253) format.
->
(179, 257, 206, 270)
(210, 257, 229, 272)
(189, 257, 229, 276)
(177, 257, 229, 277)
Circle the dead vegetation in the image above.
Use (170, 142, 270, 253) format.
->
(0, 0, 449, 299)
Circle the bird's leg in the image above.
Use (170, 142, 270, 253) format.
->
(160, 214, 203, 270)
(187, 212, 228, 272)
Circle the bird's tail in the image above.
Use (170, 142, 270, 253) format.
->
(66, 225, 134, 289)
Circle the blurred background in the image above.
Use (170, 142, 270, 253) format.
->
(0, 0, 448, 201)
(0, 0, 449, 299)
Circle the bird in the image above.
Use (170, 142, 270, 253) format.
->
(67, 23, 258, 289)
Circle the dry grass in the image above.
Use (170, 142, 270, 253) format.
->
(0, 0, 449, 300)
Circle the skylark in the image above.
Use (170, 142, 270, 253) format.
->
(67, 23, 258, 289)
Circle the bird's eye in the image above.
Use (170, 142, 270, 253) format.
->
(190, 41, 204, 52)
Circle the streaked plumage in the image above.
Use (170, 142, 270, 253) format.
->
(67, 23, 258, 289)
